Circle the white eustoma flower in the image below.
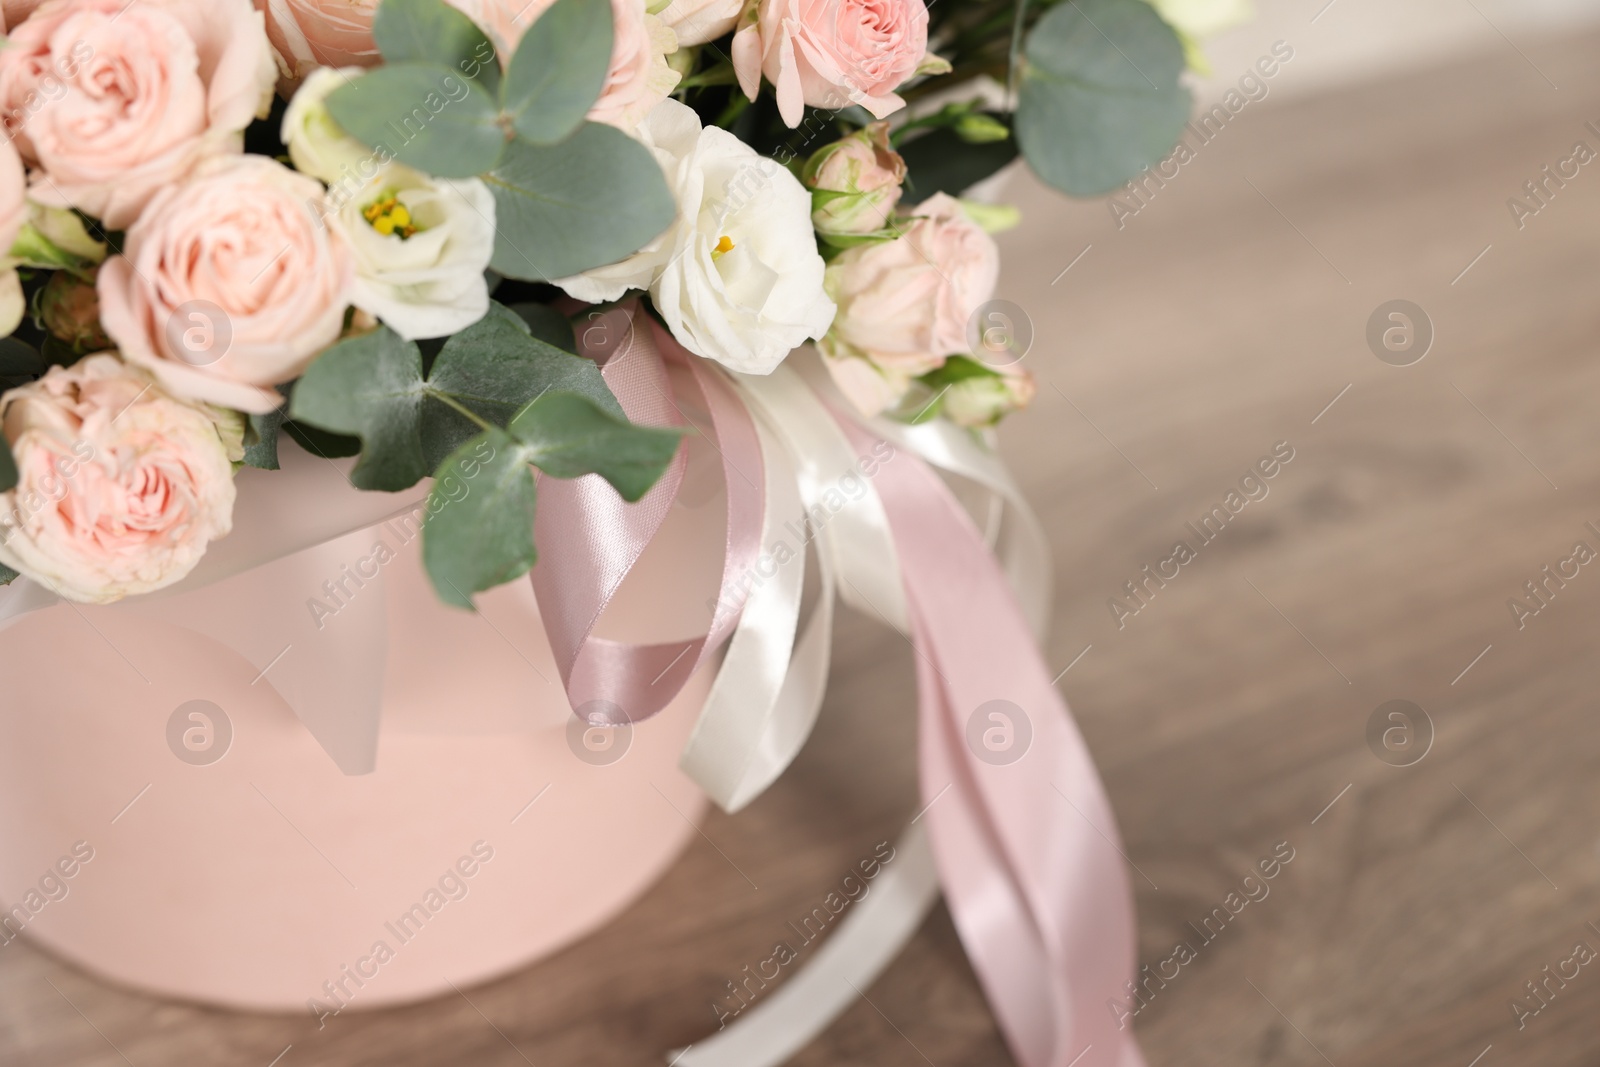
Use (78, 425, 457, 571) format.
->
(333, 164, 497, 341)
(556, 99, 835, 375)
(282, 66, 375, 187)
(1150, 0, 1252, 39)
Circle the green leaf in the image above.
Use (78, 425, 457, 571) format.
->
(817, 228, 900, 252)
(0, 562, 17, 586)
(372, 0, 502, 96)
(509, 302, 578, 352)
(422, 428, 539, 608)
(0, 435, 16, 493)
(0, 337, 45, 387)
(899, 124, 1020, 205)
(291, 307, 626, 488)
(421, 311, 621, 467)
(243, 407, 287, 470)
(326, 62, 507, 180)
(283, 420, 364, 459)
(289, 328, 430, 491)
(486, 123, 675, 281)
(483, 301, 533, 335)
(502, 0, 613, 145)
(1016, 0, 1191, 197)
(508, 391, 682, 501)
(920, 354, 1001, 388)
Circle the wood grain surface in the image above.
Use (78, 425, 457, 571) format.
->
(6, 26, 1600, 1067)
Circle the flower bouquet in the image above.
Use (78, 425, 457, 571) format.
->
(0, 0, 1247, 1063)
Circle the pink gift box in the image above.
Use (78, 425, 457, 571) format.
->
(0, 439, 724, 1011)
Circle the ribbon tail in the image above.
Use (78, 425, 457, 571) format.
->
(533, 314, 766, 724)
(667, 824, 941, 1067)
(679, 411, 808, 810)
(843, 417, 1145, 1067)
(678, 365, 911, 811)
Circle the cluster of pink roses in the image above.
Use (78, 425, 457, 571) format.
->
(0, 0, 1033, 606)
(0, 0, 486, 601)
(262, 0, 681, 127)
(801, 124, 1035, 426)
(258, 0, 938, 131)
(0, 0, 278, 602)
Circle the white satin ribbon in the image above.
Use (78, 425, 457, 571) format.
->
(678, 411, 809, 811)
(678, 363, 912, 814)
(669, 360, 1058, 1067)
(670, 824, 940, 1067)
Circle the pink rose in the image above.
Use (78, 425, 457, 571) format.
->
(0, 136, 26, 256)
(819, 349, 914, 418)
(0, 0, 47, 32)
(255, 0, 382, 88)
(656, 0, 743, 45)
(0, 0, 276, 230)
(819, 192, 998, 411)
(446, 0, 679, 129)
(97, 155, 355, 415)
(734, 0, 928, 128)
(0, 355, 241, 603)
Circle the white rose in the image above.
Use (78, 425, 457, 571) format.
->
(555, 99, 835, 375)
(332, 164, 497, 340)
(282, 66, 376, 186)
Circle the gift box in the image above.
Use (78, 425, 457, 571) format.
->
(0, 432, 724, 1010)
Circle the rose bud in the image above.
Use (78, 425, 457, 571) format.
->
(39, 271, 112, 353)
(819, 193, 999, 413)
(940, 362, 1037, 428)
(802, 122, 907, 236)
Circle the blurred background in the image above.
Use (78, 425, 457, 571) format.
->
(7, 1, 1600, 1064)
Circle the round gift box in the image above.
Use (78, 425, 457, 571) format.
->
(0, 440, 725, 1012)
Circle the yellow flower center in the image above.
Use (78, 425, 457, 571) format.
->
(362, 192, 417, 239)
(711, 234, 735, 260)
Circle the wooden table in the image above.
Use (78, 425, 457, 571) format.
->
(6, 27, 1600, 1067)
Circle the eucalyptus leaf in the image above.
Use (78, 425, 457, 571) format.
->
(508, 391, 682, 501)
(483, 301, 533, 335)
(502, 0, 613, 145)
(422, 428, 539, 608)
(289, 328, 429, 491)
(283, 421, 364, 460)
(0, 337, 44, 385)
(420, 311, 620, 466)
(900, 125, 1020, 204)
(1016, 0, 1190, 197)
(509, 302, 578, 352)
(326, 62, 507, 180)
(486, 123, 675, 280)
(373, 0, 502, 96)
(292, 309, 629, 488)
(242, 407, 288, 470)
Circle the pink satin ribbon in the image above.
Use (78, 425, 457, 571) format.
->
(531, 314, 764, 724)
(835, 414, 1147, 1067)
(532, 312, 1145, 1067)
